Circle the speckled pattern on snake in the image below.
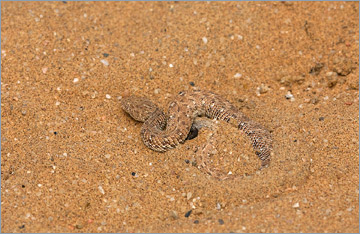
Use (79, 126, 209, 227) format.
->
(121, 89, 273, 167)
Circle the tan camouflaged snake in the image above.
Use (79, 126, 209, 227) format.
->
(121, 89, 273, 167)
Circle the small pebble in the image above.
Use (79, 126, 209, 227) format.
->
(189, 81, 195, 86)
(194, 220, 199, 224)
(98, 186, 105, 195)
(186, 192, 192, 200)
(103, 53, 109, 57)
(319, 117, 325, 121)
(169, 64, 173, 68)
(234, 73, 242, 78)
(170, 210, 179, 220)
(218, 219, 225, 225)
(131, 172, 136, 176)
(292, 202, 300, 208)
(73, 78, 79, 83)
(100, 59, 109, 66)
(184, 210, 192, 217)
(106, 94, 111, 99)
(202, 37, 208, 44)
(285, 91, 295, 101)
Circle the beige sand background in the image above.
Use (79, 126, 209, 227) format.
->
(1, 1, 359, 233)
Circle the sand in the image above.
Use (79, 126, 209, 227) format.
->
(1, 1, 359, 233)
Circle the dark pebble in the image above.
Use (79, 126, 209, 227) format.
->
(319, 117, 325, 121)
(53, 131, 57, 135)
(185, 159, 190, 164)
(103, 53, 109, 57)
(189, 81, 195, 86)
(21, 185, 25, 188)
(62, 1, 67, 3)
(218, 219, 224, 225)
(19, 225, 25, 229)
(294, 139, 297, 142)
(131, 172, 136, 176)
(184, 210, 192, 217)
(194, 220, 199, 224)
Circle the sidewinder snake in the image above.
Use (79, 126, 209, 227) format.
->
(121, 89, 273, 173)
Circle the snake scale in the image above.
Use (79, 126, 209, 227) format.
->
(121, 89, 273, 167)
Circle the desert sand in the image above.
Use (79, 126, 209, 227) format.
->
(1, 1, 359, 233)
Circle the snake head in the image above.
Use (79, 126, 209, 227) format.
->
(121, 95, 160, 122)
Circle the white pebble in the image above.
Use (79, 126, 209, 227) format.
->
(326, 71, 334, 77)
(100, 59, 109, 66)
(202, 37, 208, 44)
(293, 202, 300, 208)
(55, 101, 60, 106)
(105, 154, 111, 159)
(63, 152, 68, 157)
(73, 78, 79, 83)
(234, 73, 242, 78)
(98, 186, 105, 195)
(106, 94, 111, 99)
(285, 91, 294, 100)
(169, 64, 173, 68)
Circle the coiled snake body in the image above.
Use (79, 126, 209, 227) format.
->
(121, 89, 272, 167)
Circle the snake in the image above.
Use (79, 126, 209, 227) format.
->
(121, 88, 273, 167)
